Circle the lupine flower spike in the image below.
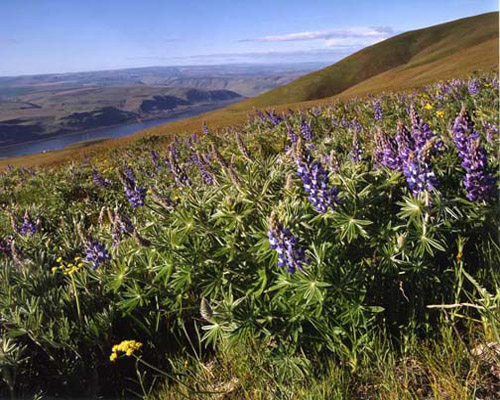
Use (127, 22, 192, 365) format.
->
(267, 212, 308, 274)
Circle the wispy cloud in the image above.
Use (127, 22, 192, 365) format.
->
(127, 48, 355, 64)
(240, 26, 397, 43)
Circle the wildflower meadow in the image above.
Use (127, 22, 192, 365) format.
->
(0, 74, 498, 399)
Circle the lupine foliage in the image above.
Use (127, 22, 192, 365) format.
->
(0, 74, 498, 398)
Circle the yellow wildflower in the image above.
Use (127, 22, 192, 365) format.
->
(109, 340, 143, 361)
(51, 267, 59, 273)
(435, 111, 445, 118)
(424, 103, 433, 110)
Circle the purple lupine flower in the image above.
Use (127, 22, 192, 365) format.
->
(300, 119, 313, 141)
(287, 125, 298, 144)
(396, 121, 416, 164)
(149, 151, 161, 171)
(120, 165, 146, 207)
(375, 130, 401, 171)
(254, 109, 267, 123)
(468, 78, 479, 95)
(125, 186, 147, 207)
(438, 83, 452, 96)
(461, 138, 495, 202)
(191, 132, 199, 143)
(92, 167, 111, 188)
(402, 153, 438, 195)
(20, 211, 37, 236)
(192, 151, 214, 185)
(492, 77, 498, 90)
(373, 102, 383, 121)
(266, 110, 283, 126)
(449, 79, 460, 88)
(84, 238, 110, 270)
(268, 213, 308, 274)
(295, 141, 339, 213)
(397, 121, 439, 195)
(350, 130, 363, 162)
(351, 117, 363, 133)
(410, 108, 442, 151)
(452, 105, 479, 158)
(202, 122, 210, 136)
(452, 106, 495, 202)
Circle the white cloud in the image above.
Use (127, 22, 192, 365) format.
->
(241, 26, 396, 43)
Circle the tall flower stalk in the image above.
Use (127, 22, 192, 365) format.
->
(452, 105, 495, 202)
(295, 140, 339, 213)
(267, 213, 308, 274)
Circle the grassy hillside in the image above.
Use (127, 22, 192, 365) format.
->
(233, 12, 498, 108)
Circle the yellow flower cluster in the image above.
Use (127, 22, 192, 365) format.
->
(435, 110, 445, 118)
(51, 256, 85, 276)
(424, 103, 434, 110)
(110, 340, 143, 361)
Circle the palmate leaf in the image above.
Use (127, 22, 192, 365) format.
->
(397, 196, 424, 222)
(332, 212, 373, 243)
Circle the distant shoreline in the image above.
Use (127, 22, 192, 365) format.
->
(0, 99, 241, 153)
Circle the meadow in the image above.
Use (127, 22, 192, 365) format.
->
(0, 74, 498, 399)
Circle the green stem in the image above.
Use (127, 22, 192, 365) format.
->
(71, 275, 82, 323)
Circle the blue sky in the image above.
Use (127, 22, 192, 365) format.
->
(0, 0, 497, 76)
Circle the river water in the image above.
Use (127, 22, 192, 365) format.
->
(0, 102, 233, 159)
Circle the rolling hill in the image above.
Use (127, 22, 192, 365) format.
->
(233, 12, 498, 109)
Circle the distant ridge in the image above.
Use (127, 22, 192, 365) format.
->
(235, 12, 498, 109)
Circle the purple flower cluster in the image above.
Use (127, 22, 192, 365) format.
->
(149, 151, 161, 171)
(92, 167, 111, 188)
(396, 121, 439, 195)
(191, 151, 214, 185)
(120, 164, 146, 208)
(468, 79, 479, 95)
(410, 108, 442, 151)
(300, 119, 313, 141)
(373, 102, 383, 121)
(452, 106, 495, 202)
(20, 211, 37, 236)
(84, 238, 110, 270)
(202, 122, 210, 136)
(268, 214, 308, 274)
(374, 130, 401, 170)
(254, 109, 267, 123)
(295, 142, 339, 213)
(402, 154, 439, 195)
(265, 110, 283, 126)
(167, 146, 192, 187)
(287, 126, 298, 144)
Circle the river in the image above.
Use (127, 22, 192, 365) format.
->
(0, 101, 234, 159)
